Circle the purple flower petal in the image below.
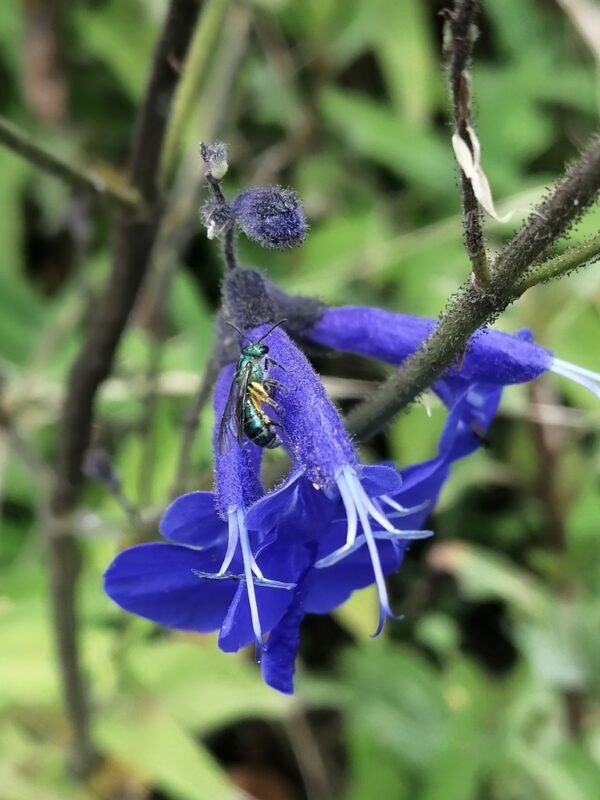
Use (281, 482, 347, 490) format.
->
(360, 464, 403, 496)
(159, 491, 227, 547)
(104, 543, 237, 633)
(261, 551, 315, 694)
(245, 469, 304, 532)
(248, 324, 358, 487)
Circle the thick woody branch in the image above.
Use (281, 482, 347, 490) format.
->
(48, 0, 202, 778)
(52, 0, 202, 515)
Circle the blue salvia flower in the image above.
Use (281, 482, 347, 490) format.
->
(104, 363, 500, 692)
(301, 305, 600, 400)
(231, 186, 307, 248)
(104, 366, 303, 656)
(256, 380, 503, 692)
(104, 267, 505, 688)
(229, 267, 600, 402)
(235, 322, 438, 635)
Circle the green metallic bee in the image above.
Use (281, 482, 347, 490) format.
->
(217, 320, 286, 453)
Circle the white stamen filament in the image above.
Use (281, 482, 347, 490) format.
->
(551, 358, 600, 400)
(344, 468, 392, 634)
(218, 510, 240, 576)
(381, 494, 430, 516)
(337, 470, 358, 548)
(250, 553, 265, 581)
(235, 507, 263, 650)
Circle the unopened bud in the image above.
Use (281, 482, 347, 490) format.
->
(231, 186, 307, 249)
(200, 141, 228, 179)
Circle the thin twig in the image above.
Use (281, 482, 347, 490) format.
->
(446, 0, 490, 285)
(0, 395, 51, 491)
(0, 116, 142, 216)
(347, 132, 600, 440)
(283, 704, 332, 800)
(48, 0, 202, 777)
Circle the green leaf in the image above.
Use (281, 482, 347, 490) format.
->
(430, 541, 548, 616)
(0, 613, 60, 710)
(511, 745, 589, 800)
(95, 696, 234, 800)
(73, 0, 156, 100)
(376, 0, 440, 125)
(128, 638, 289, 731)
(346, 726, 410, 800)
(319, 89, 455, 197)
(339, 644, 447, 768)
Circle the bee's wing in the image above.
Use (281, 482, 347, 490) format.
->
(217, 363, 251, 454)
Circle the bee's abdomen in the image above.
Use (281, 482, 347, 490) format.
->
(243, 400, 279, 449)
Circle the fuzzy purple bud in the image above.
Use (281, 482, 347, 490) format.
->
(231, 186, 307, 249)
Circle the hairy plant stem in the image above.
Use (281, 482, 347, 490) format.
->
(48, 0, 202, 777)
(0, 116, 142, 215)
(514, 232, 600, 293)
(348, 132, 600, 440)
(447, 0, 490, 286)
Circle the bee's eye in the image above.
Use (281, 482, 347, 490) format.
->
(260, 345, 269, 355)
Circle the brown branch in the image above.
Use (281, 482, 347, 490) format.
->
(47, 0, 203, 777)
(446, 0, 490, 284)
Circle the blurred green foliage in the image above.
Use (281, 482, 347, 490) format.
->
(0, 0, 599, 798)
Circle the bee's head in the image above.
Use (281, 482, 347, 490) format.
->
(243, 343, 269, 358)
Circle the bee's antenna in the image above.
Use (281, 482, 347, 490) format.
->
(225, 321, 247, 343)
(257, 318, 287, 343)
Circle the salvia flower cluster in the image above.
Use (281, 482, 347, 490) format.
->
(105, 143, 600, 693)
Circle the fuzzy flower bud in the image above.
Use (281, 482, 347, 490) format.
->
(231, 186, 307, 249)
(200, 141, 228, 179)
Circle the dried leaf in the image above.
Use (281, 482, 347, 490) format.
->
(452, 125, 512, 222)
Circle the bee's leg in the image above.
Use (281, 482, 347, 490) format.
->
(265, 357, 286, 372)
(249, 382, 269, 401)
(264, 379, 284, 393)
(263, 395, 282, 411)
(249, 383, 281, 411)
